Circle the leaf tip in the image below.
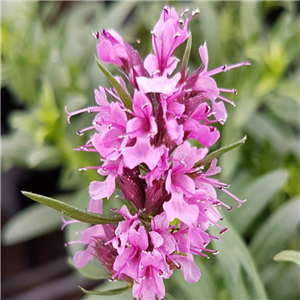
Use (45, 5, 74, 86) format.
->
(242, 135, 247, 143)
(78, 285, 86, 293)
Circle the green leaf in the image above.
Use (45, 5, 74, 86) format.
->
(95, 56, 132, 110)
(273, 250, 300, 267)
(210, 218, 268, 300)
(180, 32, 192, 71)
(26, 146, 62, 169)
(22, 191, 123, 224)
(163, 292, 177, 300)
(79, 284, 131, 296)
(2, 203, 61, 245)
(1, 131, 33, 170)
(81, 281, 134, 300)
(219, 105, 243, 181)
(68, 257, 111, 280)
(250, 197, 300, 269)
(194, 136, 247, 168)
(166, 258, 218, 300)
(265, 94, 300, 127)
(100, 1, 137, 29)
(229, 169, 288, 234)
(240, 1, 260, 40)
(244, 112, 294, 156)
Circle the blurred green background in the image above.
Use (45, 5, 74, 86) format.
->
(1, 1, 299, 299)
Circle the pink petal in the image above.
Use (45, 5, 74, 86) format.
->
(163, 192, 199, 225)
(88, 199, 103, 214)
(74, 243, 95, 268)
(144, 54, 158, 75)
(166, 118, 184, 144)
(172, 173, 195, 195)
(193, 76, 219, 100)
(89, 174, 116, 200)
(122, 138, 161, 170)
(128, 226, 148, 250)
(199, 42, 209, 72)
(136, 73, 181, 95)
(149, 231, 164, 248)
(213, 101, 228, 123)
(175, 254, 201, 283)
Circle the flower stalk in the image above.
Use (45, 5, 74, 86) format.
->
(23, 3, 250, 300)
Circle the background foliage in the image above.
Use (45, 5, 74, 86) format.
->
(2, 1, 299, 299)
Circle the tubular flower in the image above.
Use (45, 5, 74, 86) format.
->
(64, 2, 249, 299)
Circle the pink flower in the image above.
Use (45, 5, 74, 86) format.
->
(122, 91, 161, 170)
(92, 102, 128, 160)
(96, 29, 148, 88)
(65, 3, 250, 299)
(193, 41, 250, 124)
(163, 142, 203, 225)
(89, 158, 123, 200)
(132, 250, 167, 300)
(149, 3, 196, 75)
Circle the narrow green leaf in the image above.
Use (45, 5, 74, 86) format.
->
(163, 292, 177, 300)
(180, 32, 192, 71)
(166, 258, 218, 300)
(250, 197, 300, 269)
(273, 250, 300, 267)
(194, 136, 247, 168)
(81, 281, 134, 300)
(95, 56, 132, 110)
(79, 284, 131, 296)
(210, 218, 268, 300)
(21, 191, 123, 224)
(68, 257, 111, 280)
(2, 203, 61, 245)
(229, 169, 288, 234)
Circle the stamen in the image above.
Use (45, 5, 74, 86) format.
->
(218, 118, 226, 125)
(65, 106, 102, 124)
(220, 228, 228, 235)
(180, 159, 186, 167)
(118, 134, 128, 139)
(92, 120, 100, 127)
(79, 166, 103, 171)
(208, 234, 221, 241)
(163, 5, 169, 13)
(217, 95, 236, 107)
(207, 111, 216, 118)
(76, 126, 95, 136)
(92, 31, 100, 39)
(180, 8, 189, 18)
(191, 248, 210, 258)
(192, 8, 200, 16)
(151, 69, 160, 76)
(142, 102, 150, 109)
(219, 187, 247, 207)
(173, 32, 181, 39)
(219, 88, 238, 95)
(73, 146, 97, 152)
(205, 61, 251, 77)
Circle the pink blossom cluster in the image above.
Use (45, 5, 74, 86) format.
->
(65, 3, 249, 299)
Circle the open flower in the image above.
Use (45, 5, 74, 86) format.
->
(63, 2, 250, 299)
